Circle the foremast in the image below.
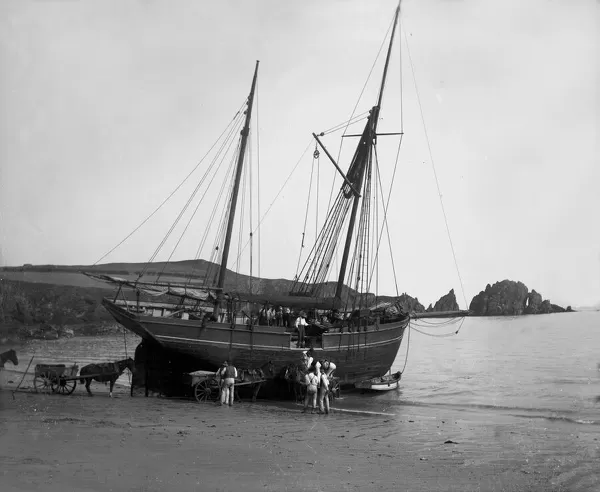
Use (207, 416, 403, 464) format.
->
(213, 60, 260, 318)
(334, 4, 401, 302)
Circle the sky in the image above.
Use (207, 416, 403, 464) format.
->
(1, 0, 598, 308)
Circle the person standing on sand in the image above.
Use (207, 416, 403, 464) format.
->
(318, 370, 330, 415)
(218, 361, 237, 407)
(302, 367, 319, 413)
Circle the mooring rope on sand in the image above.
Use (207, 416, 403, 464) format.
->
(12, 354, 34, 400)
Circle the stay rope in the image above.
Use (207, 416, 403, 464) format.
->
(230, 138, 313, 267)
(156, 120, 243, 281)
(295, 145, 320, 278)
(186, 144, 239, 284)
(255, 79, 262, 280)
(400, 323, 411, 374)
(403, 23, 468, 315)
(148, 109, 247, 280)
(92, 101, 246, 267)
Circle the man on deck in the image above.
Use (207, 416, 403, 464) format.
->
(295, 311, 308, 348)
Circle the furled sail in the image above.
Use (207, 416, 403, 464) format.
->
(83, 272, 216, 303)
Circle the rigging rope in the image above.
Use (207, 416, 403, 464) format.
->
(152, 109, 247, 281)
(249, 132, 254, 290)
(365, 143, 403, 298)
(400, 324, 411, 374)
(255, 79, 261, 280)
(187, 141, 239, 285)
(403, 23, 468, 316)
(92, 102, 246, 267)
(320, 111, 370, 136)
(409, 317, 465, 337)
(295, 145, 319, 278)
(141, 109, 246, 278)
(320, 16, 397, 285)
(157, 119, 244, 281)
(206, 141, 242, 285)
(230, 138, 314, 267)
(235, 142, 250, 285)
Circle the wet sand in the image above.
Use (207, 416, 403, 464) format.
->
(1, 376, 598, 492)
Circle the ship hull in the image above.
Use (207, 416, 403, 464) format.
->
(103, 298, 408, 384)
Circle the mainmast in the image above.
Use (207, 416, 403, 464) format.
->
(214, 61, 260, 317)
(334, 5, 401, 302)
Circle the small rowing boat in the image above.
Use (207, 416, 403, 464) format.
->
(354, 371, 401, 391)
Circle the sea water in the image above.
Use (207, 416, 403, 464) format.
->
(2, 312, 599, 425)
(370, 310, 600, 426)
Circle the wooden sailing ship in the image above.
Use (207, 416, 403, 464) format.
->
(88, 4, 466, 387)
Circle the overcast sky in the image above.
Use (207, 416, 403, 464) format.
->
(1, 0, 598, 308)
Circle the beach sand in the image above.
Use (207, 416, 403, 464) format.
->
(0, 376, 598, 492)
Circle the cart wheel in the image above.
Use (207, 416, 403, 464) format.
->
(52, 377, 77, 395)
(194, 378, 220, 403)
(34, 372, 54, 393)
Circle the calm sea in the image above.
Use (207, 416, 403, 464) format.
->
(2, 311, 599, 425)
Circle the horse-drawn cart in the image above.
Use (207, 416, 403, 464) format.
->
(34, 363, 79, 395)
(188, 366, 270, 403)
(32, 358, 133, 397)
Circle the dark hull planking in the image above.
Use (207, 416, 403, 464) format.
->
(103, 298, 408, 384)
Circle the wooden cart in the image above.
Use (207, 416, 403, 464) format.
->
(34, 363, 79, 395)
(188, 370, 267, 403)
(189, 370, 221, 402)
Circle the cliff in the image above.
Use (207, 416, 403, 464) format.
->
(426, 289, 459, 313)
(469, 280, 568, 316)
(0, 280, 128, 343)
(395, 293, 426, 313)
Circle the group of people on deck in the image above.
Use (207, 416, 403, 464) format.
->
(300, 349, 337, 415)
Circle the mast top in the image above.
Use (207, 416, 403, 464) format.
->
(213, 61, 259, 316)
(375, 2, 401, 111)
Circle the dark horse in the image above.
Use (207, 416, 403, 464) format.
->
(80, 357, 134, 397)
(0, 349, 18, 368)
(283, 363, 306, 403)
(235, 360, 275, 402)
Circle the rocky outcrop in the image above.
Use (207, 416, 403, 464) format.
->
(427, 289, 459, 312)
(396, 293, 425, 313)
(469, 280, 528, 316)
(524, 289, 543, 314)
(469, 280, 569, 316)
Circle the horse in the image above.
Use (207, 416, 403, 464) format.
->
(235, 360, 275, 402)
(283, 363, 306, 403)
(80, 357, 134, 397)
(0, 349, 18, 368)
